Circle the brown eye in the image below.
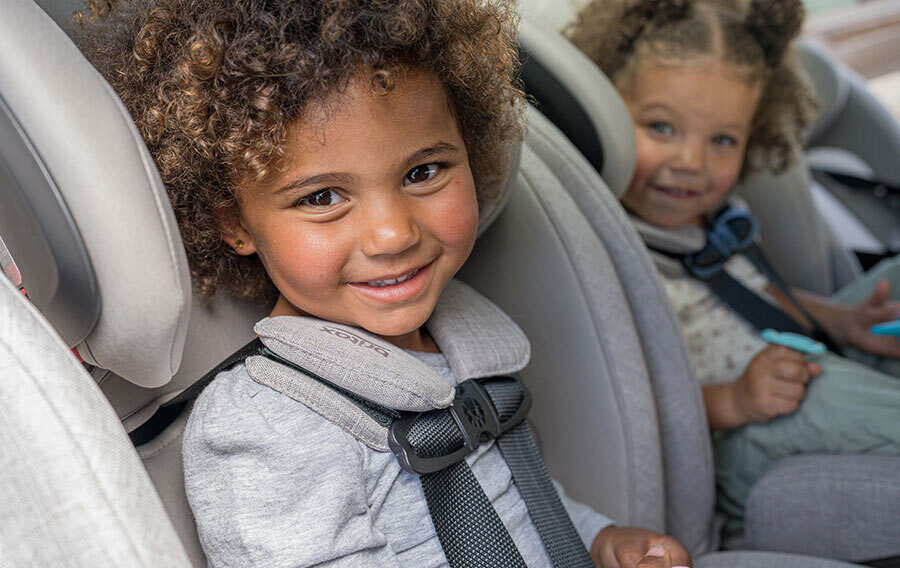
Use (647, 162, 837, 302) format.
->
(296, 188, 346, 208)
(404, 163, 441, 185)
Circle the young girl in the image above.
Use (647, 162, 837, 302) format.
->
(79, 0, 689, 566)
(568, 0, 900, 534)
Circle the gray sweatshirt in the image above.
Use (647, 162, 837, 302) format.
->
(183, 354, 611, 567)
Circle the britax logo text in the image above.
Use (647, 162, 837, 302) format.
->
(320, 326, 390, 358)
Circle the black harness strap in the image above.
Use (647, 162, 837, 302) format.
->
(648, 205, 842, 354)
(485, 381, 594, 568)
(155, 344, 593, 568)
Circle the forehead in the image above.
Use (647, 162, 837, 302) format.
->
(287, 70, 457, 159)
(625, 58, 762, 127)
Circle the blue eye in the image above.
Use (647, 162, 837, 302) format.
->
(712, 134, 737, 147)
(404, 163, 442, 185)
(296, 188, 346, 208)
(648, 122, 673, 136)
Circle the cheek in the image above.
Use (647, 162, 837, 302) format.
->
(708, 157, 744, 198)
(425, 176, 479, 251)
(632, 134, 663, 185)
(253, 222, 348, 289)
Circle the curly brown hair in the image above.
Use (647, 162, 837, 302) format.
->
(566, 0, 819, 177)
(76, 0, 524, 301)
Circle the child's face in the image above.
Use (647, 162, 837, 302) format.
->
(619, 58, 762, 228)
(229, 70, 479, 347)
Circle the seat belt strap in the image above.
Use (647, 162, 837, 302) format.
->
(405, 406, 529, 568)
(484, 381, 594, 568)
(168, 345, 592, 567)
(742, 245, 842, 353)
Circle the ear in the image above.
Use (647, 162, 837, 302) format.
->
(214, 206, 258, 256)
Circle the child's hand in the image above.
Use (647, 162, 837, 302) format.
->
(732, 345, 821, 424)
(634, 545, 671, 568)
(590, 525, 691, 568)
(843, 280, 900, 359)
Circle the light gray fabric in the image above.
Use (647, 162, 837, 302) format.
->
(254, 316, 455, 412)
(0, 271, 190, 566)
(796, 39, 849, 144)
(519, 18, 636, 198)
(696, 551, 858, 568)
(246, 278, 529, 449)
(183, 288, 612, 567)
(516, 107, 714, 554)
(737, 166, 855, 295)
(246, 355, 396, 450)
(462, 136, 665, 533)
(1, 0, 191, 387)
(744, 454, 900, 561)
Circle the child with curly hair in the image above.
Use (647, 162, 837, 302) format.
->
(568, 0, 900, 533)
(78, 0, 691, 566)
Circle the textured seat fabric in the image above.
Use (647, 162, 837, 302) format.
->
(745, 454, 900, 561)
(696, 552, 857, 568)
(517, 108, 714, 554)
(1, 0, 192, 388)
(736, 165, 860, 295)
(0, 274, 190, 567)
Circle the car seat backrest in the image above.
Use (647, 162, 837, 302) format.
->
(518, 19, 636, 198)
(0, 272, 190, 566)
(802, 38, 900, 186)
(1, 0, 191, 388)
(519, 108, 717, 555)
(796, 39, 851, 143)
(515, 18, 718, 553)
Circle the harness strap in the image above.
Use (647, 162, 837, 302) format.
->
(400, 379, 593, 568)
(485, 381, 595, 568)
(161, 343, 592, 567)
(406, 405, 529, 568)
(648, 205, 842, 354)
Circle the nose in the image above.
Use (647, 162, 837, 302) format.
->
(671, 135, 705, 174)
(359, 193, 421, 257)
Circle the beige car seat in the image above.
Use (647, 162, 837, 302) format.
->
(0, 1, 867, 566)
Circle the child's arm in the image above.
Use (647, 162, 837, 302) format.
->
(785, 280, 900, 359)
(701, 345, 821, 430)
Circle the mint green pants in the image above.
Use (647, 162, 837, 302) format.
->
(713, 256, 900, 531)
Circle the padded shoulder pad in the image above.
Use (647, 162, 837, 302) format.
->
(254, 317, 455, 413)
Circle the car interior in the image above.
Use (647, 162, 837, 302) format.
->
(2, 0, 899, 566)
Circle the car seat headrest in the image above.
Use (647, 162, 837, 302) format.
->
(0, 1, 192, 388)
(518, 18, 636, 198)
(796, 39, 850, 143)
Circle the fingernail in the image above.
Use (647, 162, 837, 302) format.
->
(645, 545, 666, 557)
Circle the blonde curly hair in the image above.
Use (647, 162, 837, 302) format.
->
(566, 0, 819, 177)
(77, 0, 524, 301)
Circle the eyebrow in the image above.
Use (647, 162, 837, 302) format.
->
(640, 103, 747, 132)
(274, 141, 460, 195)
(402, 142, 459, 166)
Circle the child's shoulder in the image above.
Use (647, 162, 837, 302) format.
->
(183, 362, 360, 457)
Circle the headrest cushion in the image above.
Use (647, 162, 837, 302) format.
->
(1, 2, 191, 387)
(518, 18, 636, 198)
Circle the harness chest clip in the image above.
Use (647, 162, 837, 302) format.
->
(388, 377, 532, 475)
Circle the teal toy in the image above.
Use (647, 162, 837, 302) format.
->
(760, 329, 827, 355)
(871, 319, 900, 336)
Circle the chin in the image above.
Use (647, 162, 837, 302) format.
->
(357, 306, 433, 339)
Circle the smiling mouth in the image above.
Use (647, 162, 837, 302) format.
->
(360, 267, 421, 288)
(653, 184, 700, 199)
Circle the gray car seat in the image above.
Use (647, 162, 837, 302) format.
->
(517, 17, 900, 562)
(0, 1, 866, 566)
(799, 39, 900, 254)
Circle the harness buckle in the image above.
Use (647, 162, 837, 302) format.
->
(388, 376, 532, 475)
